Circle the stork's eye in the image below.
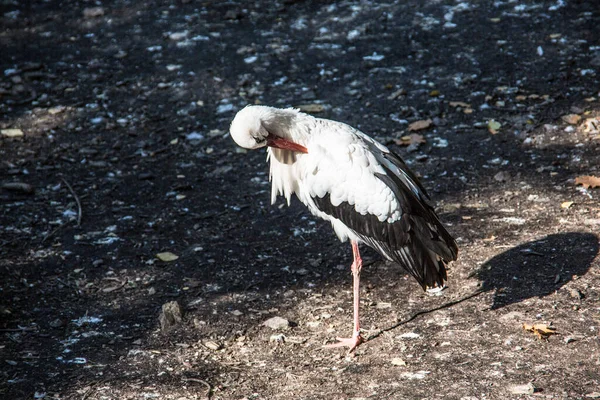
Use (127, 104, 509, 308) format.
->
(255, 136, 267, 145)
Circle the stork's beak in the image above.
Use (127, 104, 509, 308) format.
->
(267, 134, 308, 154)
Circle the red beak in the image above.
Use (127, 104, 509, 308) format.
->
(267, 134, 308, 154)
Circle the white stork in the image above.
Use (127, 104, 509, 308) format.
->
(230, 105, 458, 352)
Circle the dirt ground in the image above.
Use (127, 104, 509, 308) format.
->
(1, 0, 600, 399)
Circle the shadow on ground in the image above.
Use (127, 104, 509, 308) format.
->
(476, 232, 599, 309)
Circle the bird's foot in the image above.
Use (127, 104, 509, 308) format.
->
(324, 332, 364, 353)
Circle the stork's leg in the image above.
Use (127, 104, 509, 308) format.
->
(325, 240, 364, 352)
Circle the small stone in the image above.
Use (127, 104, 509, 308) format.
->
(138, 172, 154, 180)
(569, 288, 584, 300)
(1, 128, 24, 138)
(494, 171, 511, 182)
(1, 182, 34, 194)
(509, 383, 536, 395)
(263, 316, 290, 330)
(203, 340, 221, 350)
(562, 114, 581, 125)
(83, 7, 105, 18)
(586, 392, 600, 398)
(564, 337, 575, 344)
(391, 357, 406, 366)
(159, 301, 183, 332)
(230, 310, 243, 316)
(49, 318, 66, 328)
(376, 302, 392, 309)
(269, 334, 286, 343)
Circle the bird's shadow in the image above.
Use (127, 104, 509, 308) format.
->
(476, 232, 599, 309)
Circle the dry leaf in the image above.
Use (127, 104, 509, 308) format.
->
(582, 117, 599, 134)
(562, 114, 582, 125)
(296, 104, 324, 113)
(561, 201, 574, 209)
(488, 120, 501, 134)
(408, 119, 433, 132)
(575, 175, 600, 189)
(394, 133, 426, 146)
(449, 101, 471, 108)
(523, 323, 557, 339)
(156, 252, 179, 262)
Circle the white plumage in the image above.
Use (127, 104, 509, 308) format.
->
(230, 105, 458, 351)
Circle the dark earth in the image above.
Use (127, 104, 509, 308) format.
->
(2, 1, 600, 399)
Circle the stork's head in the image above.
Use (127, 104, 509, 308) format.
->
(230, 105, 308, 153)
(230, 105, 271, 150)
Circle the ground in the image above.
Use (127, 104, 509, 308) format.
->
(1, 0, 600, 399)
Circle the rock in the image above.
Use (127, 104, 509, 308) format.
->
(159, 301, 183, 332)
(391, 357, 406, 366)
(83, 7, 105, 18)
(1, 128, 24, 138)
(263, 316, 290, 330)
(269, 334, 286, 343)
(509, 383, 536, 395)
(562, 114, 581, 125)
(494, 171, 511, 182)
(569, 288, 584, 300)
(1, 182, 34, 194)
(203, 340, 221, 350)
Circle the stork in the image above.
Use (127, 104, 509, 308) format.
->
(230, 105, 458, 352)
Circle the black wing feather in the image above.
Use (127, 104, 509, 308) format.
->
(312, 151, 457, 290)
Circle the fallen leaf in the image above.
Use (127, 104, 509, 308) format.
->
(488, 120, 501, 134)
(562, 114, 582, 125)
(296, 104, 324, 113)
(582, 117, 599, 134)
(156, 252, 179, 262)
(575, 175, 600, 189)
(561, 201, 574, 209)
(408, 119, 433, 132)
(522, 323, 557, 339)
(449, 101, 470, 108)
(394, 133, 426, 146)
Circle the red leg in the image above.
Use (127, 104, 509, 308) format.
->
(325, 240, 365, 352)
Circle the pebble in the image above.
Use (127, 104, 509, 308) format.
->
(263, 316, 290, 330)
(508, 383, 536, 395)
(158, 301, 183, 332)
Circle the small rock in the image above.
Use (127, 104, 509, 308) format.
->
(494, 171, 511, 182)
(1, 128, 24, 138)
(203, 340, 221, 350)
(1, 182, 34, 194)
(509, 383, 536, 395)
(269, 334, 286, 343)
(391, 357, 406, 366)
(83, 7, 104, 18)
(159, 301, 183, 332)
(564, 336, 575, 344)
(263, 316, 290, 330)
(586, 392, 600, 398)
(569, 288, 584, 300)
(376, 302, 392, 309)
(138, 172, 154, 180)
(562, 114, 582, 125)
(49, 318, 66, 328)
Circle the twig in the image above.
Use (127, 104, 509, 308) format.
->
(61, 177, 82, 226)
(41, 224, 67, 243)
(182, 377, 212, 399)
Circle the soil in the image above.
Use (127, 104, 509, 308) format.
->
(1, 1, 600, 399)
